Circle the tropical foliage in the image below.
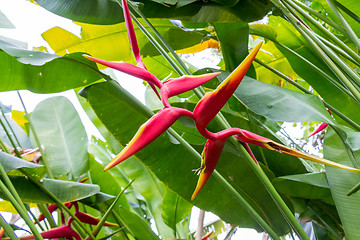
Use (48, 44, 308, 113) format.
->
(0, 0, 360, 239)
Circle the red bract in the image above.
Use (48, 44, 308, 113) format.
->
(21, 218, 80, 240)
(309, 122, 328, 137)
(193, 43, 262, 134)
(37, 202, 73, 223)
(104, 107, 194, 171)
(74, 212, 118, 227)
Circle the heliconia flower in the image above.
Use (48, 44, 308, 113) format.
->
(168, 231, 212, 240)
(193, 43, 262, 134)
(104, 107, 194, 171)
(309, 123, 328, 137)
(74, 212, 118, 227)
(21, 217, 80, 240)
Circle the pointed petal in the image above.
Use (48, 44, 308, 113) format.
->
(235, 129, 360, 173)
(201, 231, 213, 240)
(104, 107, 193, 171)
(309, 123, 328, 137)
(240, 142, 258, 165)
(75, 212, 118, 227)
(0, 227, 4, 239)
(162, 72, 220, 98)
(37, 204, 58, 222)
(192, 137, 228, 200)
(83, 55, 162, 88)
(193, 43, 262, 129)
(121, 0, 143, 66)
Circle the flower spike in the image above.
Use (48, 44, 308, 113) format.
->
(193, 43, 262, 131)
(104, 107, 194, 171)
(21, 217, 80, 240)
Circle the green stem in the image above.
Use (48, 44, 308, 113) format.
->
(0, 110, 23, 151)
(292, 0, 347, 35)
(17, 91, 54, 179)
(271, 0, 360, 103)
(0, 178, 43, 240)
(281, 0, 360, 93)
(284, 0, 360, 65)
(25, 204, 46, 232)
(255, 58, 360, 131)
(327, 0, 360, 50)
(37, 203, 57, 228)
(0, 116, 21, 158)
(0, 213, 19, 240)
(87, 179, 134, 239)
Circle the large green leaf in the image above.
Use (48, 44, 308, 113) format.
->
(87, 81, 292, 235)
(324, 128, 360, 239)
(0, 152, 46, 179)
(35, 0, 272, 24)
(0, 40, 102, 93)
(0, 176, 100, 204)
(235, 77, 336, 124)
(214, 22, 250, 72)
(267, 16, 360, 127)
(30, 96, 88, 180)
(273, 172, 332, 200)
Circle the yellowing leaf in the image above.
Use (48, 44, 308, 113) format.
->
(11, 110, 29, 134)
(177, 39, 220, 54)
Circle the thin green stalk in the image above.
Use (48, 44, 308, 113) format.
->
(292, 0, 347, 35)
(0, 179, 43, 240)
(281, 0, 360, 93)
(0, 116, 21, 158)
(255, 58, 360, 131)
(327, 0, 360, 50)
(37, 204, 57, 228)
(273, 0, 360, 103)
(86, 179, 134, 239)
(315, 33, 360, 66)
(284, 0, 360, 65)
(17, 91, 54, 179)
(0, 213, 19, 240)
(25, 204, 45, 232)
(0, 110, 23, 151)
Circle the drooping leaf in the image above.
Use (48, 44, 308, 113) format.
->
(324, 128, 360, 239)
(0, 40, 102, 93)
(0, 176, 100, 204)
(30, 96, 88, 180)
(0, 151, 46, 179)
